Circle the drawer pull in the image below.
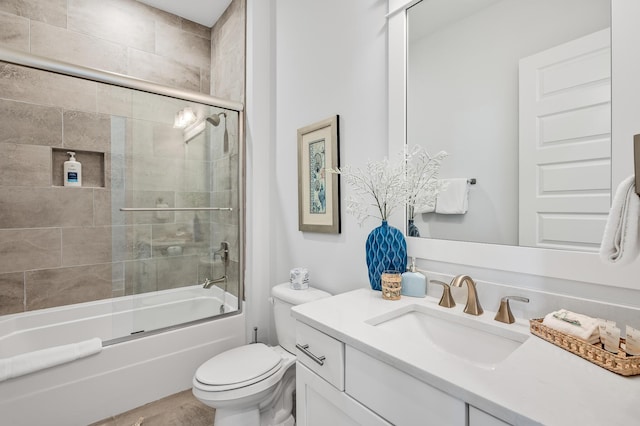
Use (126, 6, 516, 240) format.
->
(296, 343, 326, 366)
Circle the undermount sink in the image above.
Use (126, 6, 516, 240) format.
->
(366, 304, 529, 369)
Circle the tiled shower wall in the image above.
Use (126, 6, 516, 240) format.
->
(0, 0, 245, 315)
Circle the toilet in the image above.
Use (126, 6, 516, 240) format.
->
(192, 283, 331, 426)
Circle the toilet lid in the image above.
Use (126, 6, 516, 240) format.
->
(195, 343, 282, 387)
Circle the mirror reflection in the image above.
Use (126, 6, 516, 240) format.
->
(407, 0, 611, 252)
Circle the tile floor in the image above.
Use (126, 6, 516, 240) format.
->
(90, 389, 215, 426)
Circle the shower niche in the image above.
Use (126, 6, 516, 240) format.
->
(51, 148, 105, 187)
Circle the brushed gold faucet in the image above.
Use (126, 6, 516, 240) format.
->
(429, 280, 456, 308)
(494, 296, 529, 324)
(450, 275, 483, 315)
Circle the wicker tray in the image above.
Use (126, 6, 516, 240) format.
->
(530, 319, 640, 376)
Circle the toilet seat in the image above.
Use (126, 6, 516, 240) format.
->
(194, 343, 285, 392)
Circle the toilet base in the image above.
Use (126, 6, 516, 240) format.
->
(211, 367, 295, 426)
(194, 348, 297, 426)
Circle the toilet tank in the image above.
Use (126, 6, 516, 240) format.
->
(271, 283, 331, 354)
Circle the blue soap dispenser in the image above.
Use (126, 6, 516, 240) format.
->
(401, 257, 427, 297)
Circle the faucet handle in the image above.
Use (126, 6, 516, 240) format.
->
(430, 280, 456, 308)
(494, 296, 529, 324)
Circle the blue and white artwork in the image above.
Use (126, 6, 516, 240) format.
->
(309, 139, 326, 214)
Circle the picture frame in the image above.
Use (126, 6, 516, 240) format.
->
(297, 115, 341, 233)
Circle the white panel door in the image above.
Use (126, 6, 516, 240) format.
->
(519, 29, 611, 251)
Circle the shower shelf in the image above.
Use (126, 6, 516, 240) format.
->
(119, 207, 233, 212)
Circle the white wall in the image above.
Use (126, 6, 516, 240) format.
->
(408, 0, 609, 245)
(246, 0, 389, 343)
(245, 0, 640, 342)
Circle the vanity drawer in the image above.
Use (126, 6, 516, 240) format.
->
(296, 322, 345, 390)
(345, 346, 465, 426)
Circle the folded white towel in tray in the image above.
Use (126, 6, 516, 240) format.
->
(542, 309, 599, 343)
(0, 337, 102, 382)
(599, 175, 640, 265)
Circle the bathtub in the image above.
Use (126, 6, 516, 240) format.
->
(0, 285, 245, 425)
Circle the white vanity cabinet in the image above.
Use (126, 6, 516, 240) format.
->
(296, 321, 513, 426)
(295, 322, 391, 426)
(345, 346, 466, 426)
(469, 406, 511, 426)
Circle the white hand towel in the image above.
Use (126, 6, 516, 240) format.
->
(415, 202, 435, 214)
(435, 178, 469, 214)
(0, 337, 102, 382)
(599, 175, 640, 265)
(542, 309, 599, 342)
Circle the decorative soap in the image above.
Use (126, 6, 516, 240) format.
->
(401, 257, 427, 297)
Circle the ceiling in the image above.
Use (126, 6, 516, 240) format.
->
(137, 0, 232, 27)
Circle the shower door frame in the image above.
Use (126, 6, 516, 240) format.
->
(0, 45, 246, 329)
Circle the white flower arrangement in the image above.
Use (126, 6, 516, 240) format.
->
(405, 145, 448, 221)
(329, 145, 447, 226)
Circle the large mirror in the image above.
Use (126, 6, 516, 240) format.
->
(407, 0, 611, 252)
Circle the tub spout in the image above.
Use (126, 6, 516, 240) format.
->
(202, 276, 226, 289)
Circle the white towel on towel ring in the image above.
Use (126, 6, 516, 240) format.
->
(0, 337, 102, 382)
(599, 175, 640, 265)
(435, 178, 469, 214)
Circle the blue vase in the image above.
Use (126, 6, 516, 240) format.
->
(408, 219, 420, 237)
(365, 221, 407, 290)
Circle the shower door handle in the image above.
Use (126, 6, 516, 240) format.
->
(295, 343, 326, 366)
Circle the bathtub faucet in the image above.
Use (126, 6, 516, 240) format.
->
(202, 275, 226, 289)
(214, 241, 230, 266)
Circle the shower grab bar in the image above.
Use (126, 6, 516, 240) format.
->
(119, 207, 233, 212)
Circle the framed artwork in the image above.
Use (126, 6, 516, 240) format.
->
(297, 115, 341, 233)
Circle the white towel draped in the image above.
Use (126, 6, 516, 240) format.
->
(599, 175, 640, 265)
(0, 337, 102, 382)
(435, 178, 469, 214)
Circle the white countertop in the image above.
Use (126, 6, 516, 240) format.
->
(291, 288, 640, 426)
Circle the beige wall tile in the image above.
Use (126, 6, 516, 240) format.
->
(25, 263, 113, 310)
(128, 49, 201, 93)
(136, 0, 180, 28)
(156, 22, 211, 70)
(181, 18, 212, 40)
(0, 12, 29, 51)
(94, 189, 113, 226)
(63, 110, 112, 153)
(124, 259, 157, 295)
(62, 226, 112, 266)
(155, 255, 198, 290)
(130, 155, 186, 192)
(67, 0, 154, 53)
(0, 98, 62, 147)
(0, 0, 66, 28)
(0, 228, 61, 273)
(97, 83, 133, 117)
(0, 0, 245, 315)
(0, 62, 97, 112)
(200, 67, 211, 95)
(149, 123, 186, 159)
(112, 224, 152, 262)
(0, 272, 24, 315)
(210, 0, 245, 102)
(0, 187, 94, 228)
(0, 143, 51, 187)
(31, 21, 128, 75)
